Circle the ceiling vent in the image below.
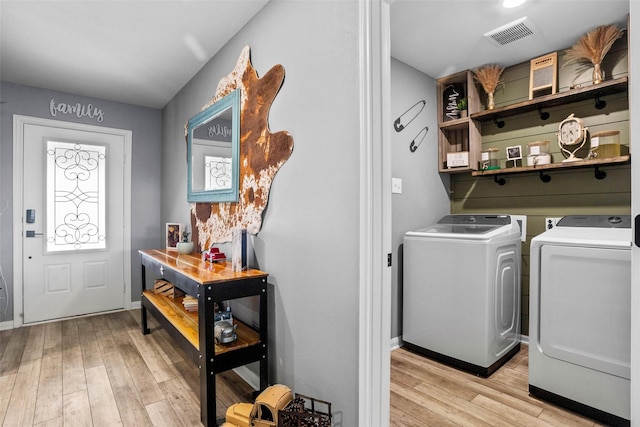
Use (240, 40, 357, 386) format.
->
(484, 17, 536, 46)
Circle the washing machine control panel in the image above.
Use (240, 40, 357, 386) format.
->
(437, 214, 511, 226)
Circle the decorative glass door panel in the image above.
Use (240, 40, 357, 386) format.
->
(204, 155, 232, 190)
(46, 140, 106, 252)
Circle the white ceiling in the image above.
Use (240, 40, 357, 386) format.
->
(0, 0, 269, 109)
(391, 0, 630, 79)
(0, 1, 631, 109)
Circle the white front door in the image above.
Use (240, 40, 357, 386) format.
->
(14, 116, 131, 324)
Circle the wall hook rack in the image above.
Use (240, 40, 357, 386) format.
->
(538, 105, 550, 120)
(594, 166, 607, 180)
(493, 116, 505, 128)
(539, 171, 551, 183)
(594, 94, 607, 110)
(488, 166, 609, 186)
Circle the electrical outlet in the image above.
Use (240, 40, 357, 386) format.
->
(511, 215, 527, 242)
(545, 217, 562, 230)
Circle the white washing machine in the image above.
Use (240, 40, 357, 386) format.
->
(402, 214, 521, 377)
(529, 215, 631, 426)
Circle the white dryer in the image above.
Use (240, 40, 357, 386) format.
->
(529, 215, 631, 426)
(402, 214, 521, 377)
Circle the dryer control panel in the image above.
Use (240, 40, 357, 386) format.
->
(557, 215, 631, 229)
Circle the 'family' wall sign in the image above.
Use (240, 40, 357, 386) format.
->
(49, 99, 105, 123)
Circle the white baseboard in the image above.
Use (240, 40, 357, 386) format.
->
(131, 300, 141, 310)
(390, 336, 401, 350)
(233, 365, 260, 391)
(0, 320, 14, 331)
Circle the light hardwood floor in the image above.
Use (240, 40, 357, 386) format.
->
(1, 311, 607, 426)
(0, 309, 254, 426)
(391, 346, 607, 427)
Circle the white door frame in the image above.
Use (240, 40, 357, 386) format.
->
(13, 115, 132, 328)
(366, 2, 640, 426)
(628, 2, 639, 423)
(358, 1, 392, 426)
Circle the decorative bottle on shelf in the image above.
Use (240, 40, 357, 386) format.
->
(487, 92, 495, 110)
(592, 63, 604, 85)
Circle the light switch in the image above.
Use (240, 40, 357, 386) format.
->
(392, 177, 402, 194)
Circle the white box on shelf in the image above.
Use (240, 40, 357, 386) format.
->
(447, 151, 469, 168)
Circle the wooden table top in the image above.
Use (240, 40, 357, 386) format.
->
(139, 249, 268, 285)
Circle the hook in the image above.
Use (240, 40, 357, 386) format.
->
(493, 116, 505, 129)
(594, 166, 607, 180)
(537, 105, 550, 120)
(494, 175, 506, 185)
(594, 94, 607, 110)
(539, 171, 551, 183)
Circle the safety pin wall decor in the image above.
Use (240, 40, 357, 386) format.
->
(394, 100, 425, 132)
(409, 126, 428, 152)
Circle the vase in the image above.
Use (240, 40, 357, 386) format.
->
(592, 63, 604, 85)
(487, 92, 495, 110)
(176, 241, 194, 255)
(460, 110, 467, 118)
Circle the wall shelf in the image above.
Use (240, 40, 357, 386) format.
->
(439, 117, 470, 130)
(471, 77, 628, 123)
(437, 70, 482, 172)
(437, 66, 629, 175)
(471, 155, 630, 184)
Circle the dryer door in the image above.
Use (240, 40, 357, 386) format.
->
(539, 245, 631, 379)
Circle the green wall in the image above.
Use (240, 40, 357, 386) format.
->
(451, 37, 631, 335)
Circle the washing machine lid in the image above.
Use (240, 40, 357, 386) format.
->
(406, 215, 516, 240)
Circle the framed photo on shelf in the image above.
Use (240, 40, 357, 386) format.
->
(506, 145, 523, 168)
(166, 223, 182, 250)
(506, 145, 523, 161)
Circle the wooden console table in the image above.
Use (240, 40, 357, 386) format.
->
(139, 249, 269, 426)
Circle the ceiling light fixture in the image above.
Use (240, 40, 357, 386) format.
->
(503, 0, 527, 8)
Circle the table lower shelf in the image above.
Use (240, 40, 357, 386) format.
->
(142, 290, 260, 355)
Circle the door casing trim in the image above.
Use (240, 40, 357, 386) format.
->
(12, 114, 132, 328)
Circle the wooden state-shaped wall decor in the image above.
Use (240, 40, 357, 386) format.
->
(190, 46, 294, 250)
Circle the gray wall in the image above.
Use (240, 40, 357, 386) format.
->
(161, 1, 360, 424)
(390, 58, 451, 341)
(0, 82, 163, 322)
